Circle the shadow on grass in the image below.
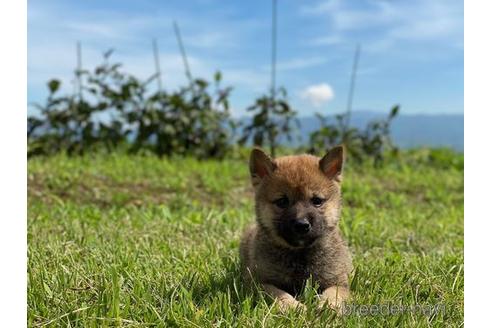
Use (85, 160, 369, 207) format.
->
(186, 256, 265, 314)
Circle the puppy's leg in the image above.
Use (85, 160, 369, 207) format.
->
(318, 285, 349, 312)
(262, 283, 306, 312)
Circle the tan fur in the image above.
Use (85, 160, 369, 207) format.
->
(240, 147, 352, 312)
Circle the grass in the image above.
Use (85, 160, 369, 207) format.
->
(27, 151, 463, 327)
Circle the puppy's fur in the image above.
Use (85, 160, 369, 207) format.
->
(240, 146, 352, 311)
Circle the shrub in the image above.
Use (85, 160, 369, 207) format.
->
(238, 87, 298, 157)
(28, 52, 235, 159)
(309, 105, 400, 165)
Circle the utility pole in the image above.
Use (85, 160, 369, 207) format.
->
(271, 0, 277, 101)
(152, 38, 163, 93)
(76, 41, 83, 102)
(269, 0, 278, 157)
(173, 21, 193, 84)
(343, 44, 361, 138)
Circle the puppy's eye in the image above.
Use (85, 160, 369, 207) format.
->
(311, 197, 325, 207)
(273, 197, 289, 209)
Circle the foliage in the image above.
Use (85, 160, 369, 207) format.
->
(239, 88, 299, 157)
(28, 152, 463, 327)
(28, 52, 411, 166)
(309, 105, 400, 166)
(28, 51, 131, 157)
(399, 148, 464, 170)
(124, 71, 235, 159)
(28, 52, 235, 159)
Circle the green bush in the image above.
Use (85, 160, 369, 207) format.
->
(238, 87, 299, 157)
(28, 52, 409, 167)
(309, 105, 400, 166)
(28, 52, 236, 159)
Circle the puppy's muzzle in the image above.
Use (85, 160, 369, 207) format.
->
(292, 218, 311, 235)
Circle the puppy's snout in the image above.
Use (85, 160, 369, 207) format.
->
(293, 218, 311, 235)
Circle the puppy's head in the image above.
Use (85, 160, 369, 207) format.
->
(249, 146, 344, 248)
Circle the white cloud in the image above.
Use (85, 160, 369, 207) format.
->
(301, 83, 335, 107)
(186, 31, 236, 49)
(275, 57, 328, 71)
(304, 0, 463, 53)
(301, 0, 341, 15)
(308, 35, 342, 46)
(222, 69, 268, 92)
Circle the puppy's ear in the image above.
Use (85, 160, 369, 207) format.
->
(319, 146, 344, 182)
(249, 148, 276, 187)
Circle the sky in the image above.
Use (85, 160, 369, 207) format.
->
(28, 0, 464, 117)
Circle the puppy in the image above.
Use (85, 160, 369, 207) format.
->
(240, 146, 352, 312)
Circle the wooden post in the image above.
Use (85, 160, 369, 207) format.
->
(173, 21, 193, 84)
(271, 0, 277, 101)
(269, 0, 278, 157)
(76, 41, 83, 102)
(152, 38, 163, 93)
(343, 44, 361, 138)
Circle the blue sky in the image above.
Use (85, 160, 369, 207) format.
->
(28, 0, 463, 117)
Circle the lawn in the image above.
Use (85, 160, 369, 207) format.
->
(27, 151, 464, 327)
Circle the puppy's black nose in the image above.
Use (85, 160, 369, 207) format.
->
(293, 218, 311, 235)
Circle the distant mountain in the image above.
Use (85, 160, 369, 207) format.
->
(298, 111, 463, 151)
(241, 111, 464, 151)
(389, 113, 463, 151)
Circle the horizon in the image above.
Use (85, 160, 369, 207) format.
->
(259, 110, 465, 119)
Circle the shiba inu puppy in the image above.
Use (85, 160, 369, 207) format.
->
(240, 146, 352, 311)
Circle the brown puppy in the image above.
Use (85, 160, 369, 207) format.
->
(240, 146, 352, 312)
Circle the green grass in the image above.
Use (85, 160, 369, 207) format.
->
(28, 151, 463, 327)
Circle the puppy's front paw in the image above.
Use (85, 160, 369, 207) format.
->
(318, 286, 349, 314)
(277, 298, 306, 313)
(317, 297, 344, 314)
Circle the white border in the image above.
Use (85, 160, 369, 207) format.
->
(0, 0, 27, 325)
(0, 0, 480, 326)
(464, 0, 492, 326)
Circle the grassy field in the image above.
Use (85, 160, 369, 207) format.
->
(27, 151, 464, 327)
